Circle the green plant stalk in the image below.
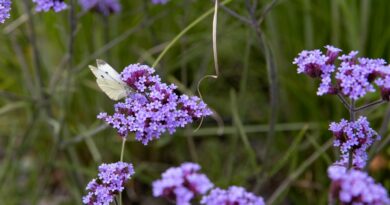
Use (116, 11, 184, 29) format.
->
(119, 138, 126, 205)
(152, 0, 233, 68)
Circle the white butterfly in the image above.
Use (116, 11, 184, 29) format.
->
(89, 59, 132, 101)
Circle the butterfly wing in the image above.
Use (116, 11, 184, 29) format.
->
(89, 60, 130, 101)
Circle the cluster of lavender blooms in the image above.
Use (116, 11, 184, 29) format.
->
(153, 163, 265, 205)
(79, 0, 121, 16)
(98, 64, 212, 145)
(0, 0, 11, 23)
(151, 0, 169, 4)
(328, 166, 390, 205)
(83, 162, 135, 205)
(153, 162, 213, 205)
(293, 45, 390, 100)
(32, 0, 67, 12)
(201, 186, 265, 205)
(329, 116, 380, 169)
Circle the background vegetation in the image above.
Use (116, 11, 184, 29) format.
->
(1, 0, 390, 204)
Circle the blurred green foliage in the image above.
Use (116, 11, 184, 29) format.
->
(0, 0, 390, 204)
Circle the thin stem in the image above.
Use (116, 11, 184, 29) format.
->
(353, 99, 385, 112)
(21, 0, 45, 105)
(257, 0, 279, 25)
(350, 100, 355, 121)
(120, 138, 126, 162)
(220, 5, 252, 25)
(348, 100, 355, 169)
(102, 15, 111, 61)
(119, 138, 126, 205)
(245, 1, 278, 161)
(336, 93, 350, 110)
(348, 151, 353, 169)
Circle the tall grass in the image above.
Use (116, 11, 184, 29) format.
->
(0, 0, 390, 204)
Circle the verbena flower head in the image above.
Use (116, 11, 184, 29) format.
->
(32, 0, 67, 12)
(329, 116, 379, 154)
(78, 0, 121, 16)
(0, 0, 11, 24)
(335, 54, 386, 100)
(98, 64, 212, 145)
(329, 116, 380, 169)
(294, 45, 390, 100)
(328, 165, 390, 205)
(83, 162, 135, 205)
(153, 162, 213, 205)
(201, 186, 265, 205)
(151, 0, 169, 4)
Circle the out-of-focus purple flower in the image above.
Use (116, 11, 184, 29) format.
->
(0, 0, 11, 24)
(82, 162, 135, 205)
(373, 65, 390, 101)
(98, 64, 212, 145)
(201, 186, 265, 205)
(328, 165, 390, 205)
(153, 162, 213, 205)
(329, 116, 380, 169)
(78, 0, 120, 16)
(151, 0, 169, 4)
(32, 0, 67, 12)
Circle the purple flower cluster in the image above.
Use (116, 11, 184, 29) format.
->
(98, 64, 212, 145)
(329, 116, 380, 169)
(201, 186, 265, 205)
(151, 0, 169, 4)
(32, 0, 67, 12)
(328, 165, 390, 205)
(152, 162, 213, 205)
(0, 0, 11, 24)
(293, 45, 390, 100)
(83, 162, 135, 205)
(78, 0, 121, 16)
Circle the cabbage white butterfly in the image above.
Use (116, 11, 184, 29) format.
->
(89, 59, 131, 101)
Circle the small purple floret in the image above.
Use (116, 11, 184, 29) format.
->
(82, 162, 135, 205)
(153, 162, 213, 205)
(201, 186, 265, 205)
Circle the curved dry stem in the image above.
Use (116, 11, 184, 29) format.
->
(194, 0, 221, 133)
